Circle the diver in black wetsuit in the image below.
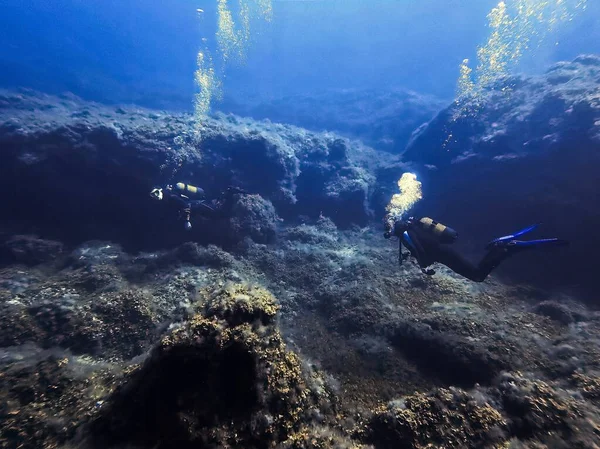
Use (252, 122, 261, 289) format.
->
(384, 216, 568, 282)
(149, 182, 246, 231)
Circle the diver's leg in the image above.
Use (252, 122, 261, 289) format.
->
(473, 247, 514, 281)
(455, 244, 534, 282)
(432, 245, 489, 282)
(184, 200, 216, 229)
(182, 203, 192, 231)
(476, 238, 568, 280)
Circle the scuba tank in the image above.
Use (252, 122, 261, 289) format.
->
(174, 183, 205, 197)
(414, 217, 458, 244)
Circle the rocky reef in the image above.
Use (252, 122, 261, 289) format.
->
(2, 56, 600, 448)
(0, 90, 393, 252)
(401, 55, 600, 296)
(1, 230, 599, 448)
(219, 88, 445, 155)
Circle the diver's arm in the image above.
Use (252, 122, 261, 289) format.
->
(165, 192, 188, 208)
(402, 229, 428, 266)
(387, 219, 409, 266)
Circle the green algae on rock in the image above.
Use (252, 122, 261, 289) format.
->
(364, 387, 507, 449)
(86, 284, 337, 448)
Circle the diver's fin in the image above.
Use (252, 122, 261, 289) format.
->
(486, 224, 540, 249)
(508, 238, 569, 249)
(512, 223, 540, 238)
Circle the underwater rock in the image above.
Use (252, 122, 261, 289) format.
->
(68, 241, 129, 268)
(0, 90, 392, 251)
(228, 194, 279, 244)
(199, 118, 383, 227)
(63, 242, 130, 293)
(0, 229, 599, 448)
(0, 242, 160, 359)
(571, 372, 600, 402)
(87, 289, 158, 358)
(0, 354, 104, 449)
(204, 284, 280, 326)
(365, 387, 507, 449)
(389, 319, 511, 387)
(404, 55, 600, 166)
(402, 56, 600, 295)
(0, 235, 63, 266)
(26, 297, 100, 354)
(219, 88, 446, 154)
(149, 242, 236, 270)
(87, 284, 336, 449)
(363, 371, 600, 449)
(495, 372, 596, 445)
(0, 303, 44, 348)
(284, 217, 339, 247)
(9, 288, 157, 358)
(280, 426, 370, 449)
(531, 301, 576, 325)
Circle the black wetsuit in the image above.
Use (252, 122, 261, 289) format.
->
(163, 187, 240, 228)
(393, 219, 511, 282)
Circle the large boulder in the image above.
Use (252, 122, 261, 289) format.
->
(86, 284, 335, 449)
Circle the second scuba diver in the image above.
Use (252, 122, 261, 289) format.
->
(149, 182, 247, 231)
(384, 216, 568, 282)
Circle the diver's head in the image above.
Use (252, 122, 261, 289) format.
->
(384, 215, 410, 239)
(150, 187, 164, 201)
(383, 215, 396, 239)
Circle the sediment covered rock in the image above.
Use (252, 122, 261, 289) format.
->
(364, 372, 600, 449)
(365, 387, 507, 449)
(1, 229, 599, 449)
(0, 349, 118, 449)
(0, 235, 64, 266)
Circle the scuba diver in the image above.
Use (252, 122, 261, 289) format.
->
(384, 216, 568, 282)
(149, 182, 247, 231)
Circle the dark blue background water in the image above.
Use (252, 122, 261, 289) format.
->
(2, 0, 599, 110)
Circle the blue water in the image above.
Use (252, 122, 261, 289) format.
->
(2, 0, 598, 109)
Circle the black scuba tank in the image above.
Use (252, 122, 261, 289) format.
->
(414, 217, 458, 244)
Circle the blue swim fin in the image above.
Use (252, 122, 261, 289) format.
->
(486, 224, 540, 249)
(507, 238, 569, 249)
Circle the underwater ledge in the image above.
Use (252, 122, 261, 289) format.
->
(0, 88, 397, 252)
